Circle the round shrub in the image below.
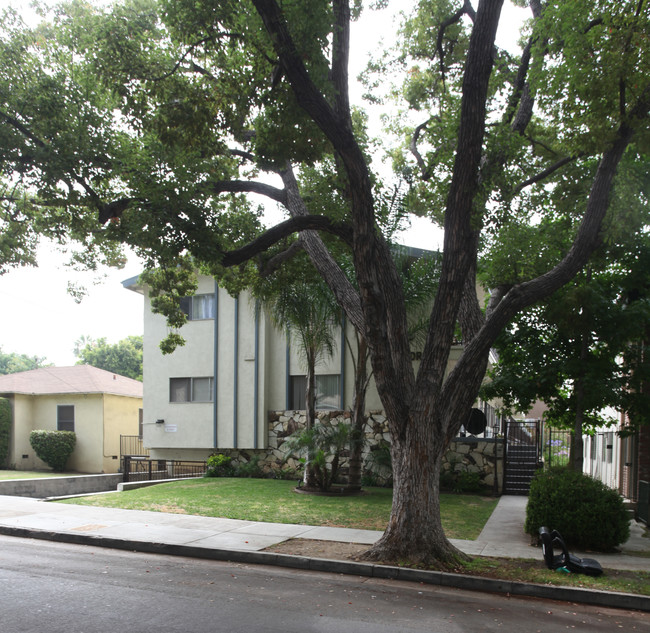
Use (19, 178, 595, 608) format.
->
(29, 430, 76, 472)
(205, 453, 235, 477)
(525, 468, 630, 551)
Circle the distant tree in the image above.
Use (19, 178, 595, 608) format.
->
(0, 347, 49, 375)
(73, 335, 96, 358)
(75, 335, 143, 381)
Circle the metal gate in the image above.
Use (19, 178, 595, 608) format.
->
(503, 419, 541, 495)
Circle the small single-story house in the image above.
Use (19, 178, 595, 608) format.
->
(0, 365, 143, 473)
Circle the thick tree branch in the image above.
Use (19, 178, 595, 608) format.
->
(409, 118, 434, 180)
(259, 238, 305, 277)
(149, 36, 223, 82)
(229, 148, 256, 163)
(436, 0, 476, 81)
(220, 214, 352, 267)
(515, 155, 577, 192)
(415, 0, 505, 401)
(505, 39, 533, 132)
(278, 164, 365, 333)
(331, 0, 350, 118)
(250, 0, 363, 178)
(208, 179, 287, 205)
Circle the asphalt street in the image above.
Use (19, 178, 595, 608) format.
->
(1, 535, 647, 633)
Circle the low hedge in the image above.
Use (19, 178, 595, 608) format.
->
(29, 430, 76, 472)
(525, 467, 630, 551)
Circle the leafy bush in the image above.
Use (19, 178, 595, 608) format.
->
(525, 468, 630, 551)
(439, 469, 484, 493)
(205, 453, 235, 477)
(0, 398, 11, 467)
(234, 455, 264, 478)
(439, 470, 457, 491)
(29, 430, 76, 472)
(453, 471, 482, 493)
(272, 466, 299, 481)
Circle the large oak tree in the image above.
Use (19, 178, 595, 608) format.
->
(1, 0, 649, 565)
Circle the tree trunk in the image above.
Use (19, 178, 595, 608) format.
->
(304, 348, 317, 487)
(361, 410, 469, 568)
(347, 336, 369, 491)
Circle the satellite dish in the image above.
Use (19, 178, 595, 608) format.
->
(466, 408, 487, 436)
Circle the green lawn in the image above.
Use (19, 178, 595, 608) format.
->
(58, 478, 498, 540)
(0, 470, 77, 480)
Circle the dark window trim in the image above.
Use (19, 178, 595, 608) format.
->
(289, 374, 341, 410)
(57, 404, 75, 432)
(169, 377, 214, 403)
(180, 294, 216, 321)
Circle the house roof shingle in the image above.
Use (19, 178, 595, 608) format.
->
(0, 365, 143, 398)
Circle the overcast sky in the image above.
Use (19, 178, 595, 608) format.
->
(0, 1, 527, 367)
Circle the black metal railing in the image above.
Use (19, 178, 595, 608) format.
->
(121, 457, 207, 483)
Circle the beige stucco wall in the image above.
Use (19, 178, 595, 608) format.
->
(7, 394, 32, 469)
(144, 276, 219, 451)
(101, 394, 142, 473)
(8, 392, 141, 473)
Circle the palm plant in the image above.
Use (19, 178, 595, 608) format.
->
(257, 267, 338, 486)
(283, 422, 351, 491)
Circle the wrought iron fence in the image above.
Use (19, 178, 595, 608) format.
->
(544, 427, 571, 468)
(121, 457, 207, 483)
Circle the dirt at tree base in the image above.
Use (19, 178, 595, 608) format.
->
(265, 538, 368, 560)
(262, 539, 649, 596)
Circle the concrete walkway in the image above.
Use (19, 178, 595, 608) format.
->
(0, 493, 648, 611)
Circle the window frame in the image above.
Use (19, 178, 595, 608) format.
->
(289, 374, 341, 410)
(169, 377, 214, 403)
(179, 294, 216, 321)
(57, 405, 75, 432)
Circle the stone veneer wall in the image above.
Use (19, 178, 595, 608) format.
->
(216, 410, 504, 492)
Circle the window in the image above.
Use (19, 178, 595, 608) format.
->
(606, 431, 614, 464)
(170, 377, 214, 402)
(57, 405, 74, 432)
(180, 294, 215, 320)
(290, 374, 340, 410)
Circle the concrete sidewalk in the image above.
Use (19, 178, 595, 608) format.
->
(0, 493, 648, 611)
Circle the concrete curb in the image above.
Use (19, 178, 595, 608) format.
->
(1, 524, 647, 613)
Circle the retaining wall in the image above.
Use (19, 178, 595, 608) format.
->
(216, 410, 504, 491)
(0, 473, 122, 498)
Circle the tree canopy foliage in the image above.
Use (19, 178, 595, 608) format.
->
(0, 347, 49, 375)
(74, 335, 143, 381)
(1, 0, 649, 566)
